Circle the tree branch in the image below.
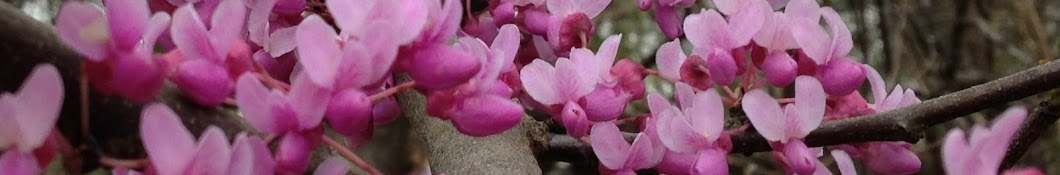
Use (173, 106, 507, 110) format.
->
(546, 59, 1060, 157)
(395, 75, 542, 174)
(999, 100, 1060, 170)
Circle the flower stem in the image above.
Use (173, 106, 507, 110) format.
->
(99, 156, 148, 170)
(321, 135, 383, 175)
(369, 81, 416, 102)
(644, 69, 679, 83)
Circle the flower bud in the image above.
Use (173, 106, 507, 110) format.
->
(581, 86, 628, 122)
(408, 45, 482, 90)
(815, 58, 866, 96)
(172, 59, 233, 106)
(782, 139, 817, 175)
(450, 95, 524, 137)
(561, 101, 590, 138)
(325, 89, 373, 137)
(761, 51, 797, 87)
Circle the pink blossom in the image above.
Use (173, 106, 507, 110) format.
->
(426, 24, 524, 137)
(167, 0, 253, 106)
(788, 7, 864, 96)
(0, 65, 63, 174)
(638, 0, 695, 39)
(942, 107, 1028, 175)
(742, 76, 827, 174)
(520, 55, 599, 137)
(139, 104, 274, 175)
(681, 3, 769, 86)
(590, 122, 665, 174)
(56, 0, 171, 101)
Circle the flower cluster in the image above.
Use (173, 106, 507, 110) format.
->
(41, 0, 1045, 174)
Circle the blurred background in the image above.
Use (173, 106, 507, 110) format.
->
(8, 0, 1058, 174)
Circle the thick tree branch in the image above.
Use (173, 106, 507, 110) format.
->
(395, 75, 542, 174)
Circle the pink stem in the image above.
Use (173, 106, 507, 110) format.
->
(644, 69, 679, 83)
(99, 156, 148, 170)
(321, 136, 383, 175)
(369, 81, 416, 102)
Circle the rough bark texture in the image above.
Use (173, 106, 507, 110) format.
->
(0, 2, 250, 173)
(396, 75, 541, 174)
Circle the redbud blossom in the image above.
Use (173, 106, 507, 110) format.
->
(942, 107, 1029, 175)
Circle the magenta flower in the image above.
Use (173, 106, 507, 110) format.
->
(400, 0, 483, 91)
(646, 83, 732, 175)
(942, 107, 1028, 175)
(541, 0, 612, 52)
(425, 24, 524, 137)
(56, 0, 171, 101)
(0, 65, 63, 174)
(573, 35, 641, 122)
(139, 104, 274, 175)
(741, 76, 826, 174)
(681, 3, 768, 86)
(246, 0, 301, 59)
(647, 83, 724, 153)
(637, 0, 695, 39)
(167, 0, 250, 106)
(590, 122, 665, 174)
(520, 55, 599, 137)
(235, 73, 329, 173)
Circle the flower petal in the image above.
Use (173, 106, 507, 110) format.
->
(235, 73, 282, 133)
(520, 59, 561, 104)
(267, 27, 297, 57)
(104, 0, 150, 50)
(793, 76, 825, 137)
(941, 129, 968, 175)
(596, 34, 622, 75)
(141, 13, 172, 52)
(11, 65, 64, 151)
(821, 8, 852, 58)
(56, 2, 108, 62)
(590, 122, 631, 169)
(657, 40, 687, 80)
(687, 88, 724, 142)
(295, 15, 341, 87)
(832, 150, 857, 175)
(312, 156, 350, 175)
(172, 5, 222, 62)
(684, 9, 734, 49)
(140, 104, 196, 175)
(555, 58, 597, 100)
(726, 0, 771, 46)
(863, 64, 887, 105)
(209, 0, 248, 54)
(741, 89, 785, 142)
(287, 74, 332, 129)
(185, 126, 232, 175)
(674, 82, 695, 109)
(789, 16, 830, 65)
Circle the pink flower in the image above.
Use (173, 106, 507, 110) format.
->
(789, 7, 864, 96)
(139, 104, 274, 175)
(942, 107, 1028, 175)
(542, 0, 613, 52)
(425, 24, 525, 137)
(590, 122, 665, 174)
(638, 0, 695, 39)
(741, 76, 826, 174)
(400, 0, 482, 90)
(235, 73, 328, 135)
(56, 0, 171, 101)
(520, 54, 599, 137)
(646, 83, 725, 153)
(0, 65, 63, 174)
(571, 35, 642, 122)
(681, 3, 769, 86)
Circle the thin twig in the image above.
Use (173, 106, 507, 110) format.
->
(999, 101, 1060, 171)
(321, 135, 383, 175)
